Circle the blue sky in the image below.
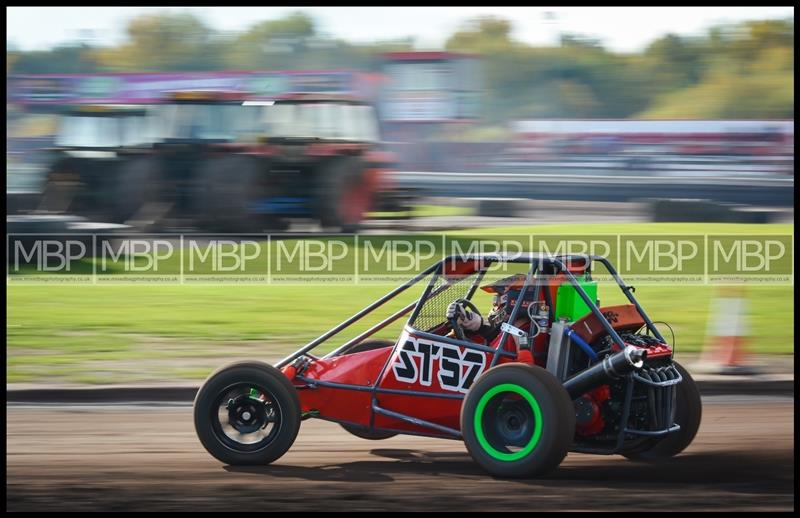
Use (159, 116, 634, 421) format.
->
(6, 6, 794, 53)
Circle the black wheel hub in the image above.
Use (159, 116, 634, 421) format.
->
(495, 401, 533, 447)
(211, 383, 283, 451)
(227, 394, 270, 434)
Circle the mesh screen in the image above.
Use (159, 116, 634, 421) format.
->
(411, 271, 482, 332)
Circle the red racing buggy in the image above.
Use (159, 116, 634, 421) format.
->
(194, 253, 701, 478)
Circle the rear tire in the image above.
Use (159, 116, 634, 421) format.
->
(461, 363, 575, 478)
(622, 362, 702, 462)
(194, 361, 301, 465)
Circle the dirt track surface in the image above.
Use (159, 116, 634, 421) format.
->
(7, 397, 794, 512)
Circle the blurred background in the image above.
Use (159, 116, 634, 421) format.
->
(5, 7, 794, 385)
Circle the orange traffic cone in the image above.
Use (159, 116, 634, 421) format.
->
(694, 285, 759, 375)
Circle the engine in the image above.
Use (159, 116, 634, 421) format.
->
(568, 330, 677, 441)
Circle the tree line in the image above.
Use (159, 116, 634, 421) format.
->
(7, 12, 794, 121)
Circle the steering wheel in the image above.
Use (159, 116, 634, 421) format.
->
(448, 298, 484, 341)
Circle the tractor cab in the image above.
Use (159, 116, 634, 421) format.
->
(40, 104, 156, 218)
(54, 104, 154, 153)
(239, 94, 391, 230)
(156, 90, 261, 145)
(256, 94, 381, 145)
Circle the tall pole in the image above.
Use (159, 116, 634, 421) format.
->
(542, 11, 561, 118)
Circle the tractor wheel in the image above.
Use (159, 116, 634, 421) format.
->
(315, 157, 370, 233)
(338, 339, 398, 440)
(461, 363, 575, 478)
(39, 157, 83, 214)
(622, 362, 702, 462)
(194, 361, 301, 466)
(113, 156, 165, 225)
(194, 156, 268, 233)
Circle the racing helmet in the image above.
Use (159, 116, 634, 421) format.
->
(481, 273, 539, 313)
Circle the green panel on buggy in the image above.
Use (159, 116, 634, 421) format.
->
(555, 277, 597, 321)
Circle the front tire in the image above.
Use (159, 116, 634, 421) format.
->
(194, 361, 301, 465)
(461, 363, 575, 478)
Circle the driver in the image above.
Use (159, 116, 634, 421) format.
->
(445, 273, 530, 343)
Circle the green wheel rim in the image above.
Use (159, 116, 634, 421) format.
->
(474, 383, 543, 461)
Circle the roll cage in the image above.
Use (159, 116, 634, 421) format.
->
(276, 253, 666, 370)
(275, 253, 677, 450)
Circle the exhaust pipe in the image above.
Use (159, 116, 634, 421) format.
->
(563, 345, 647, 399)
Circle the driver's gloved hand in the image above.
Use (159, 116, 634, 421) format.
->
(446, 301, 483, 332)
(445, 300, 463, 321)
